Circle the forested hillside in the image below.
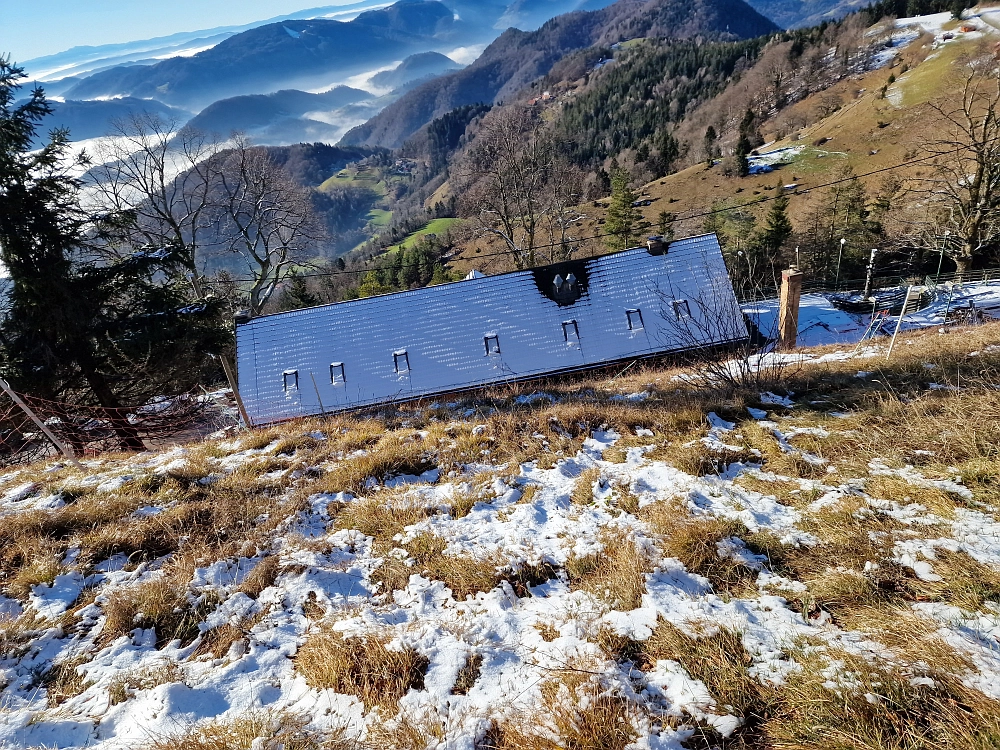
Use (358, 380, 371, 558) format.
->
(340, 0, 778, 148)
(552, 38, 772, 175)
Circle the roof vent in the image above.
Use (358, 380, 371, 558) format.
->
(532, 260, 589, 306)
(647, 236, 666, 255)
(551, 274, 580, 305)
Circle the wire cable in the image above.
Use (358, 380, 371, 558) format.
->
(206, 146, 962, 283)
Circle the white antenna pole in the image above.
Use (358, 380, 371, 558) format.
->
(886, 285, 915, 360)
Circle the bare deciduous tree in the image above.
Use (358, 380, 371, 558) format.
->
(540, 156, 588, 263)
(217, 136, 323, 316)
(89, 113, 225, 278)
(456, 106, 555, 270)
(656, 269, 792, 393)
(915, 58, 1000, 275)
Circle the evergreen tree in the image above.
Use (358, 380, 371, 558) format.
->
(605, 170, 642, 251)
(734, 108, 758, 178)
(758, 192, 793, 267)
(278, 271, 320, 311)
(0, 59, 225, 450)
(652, 128, 679, 178)
(704, 126, 718, 167)
(657, 210, 676, 242)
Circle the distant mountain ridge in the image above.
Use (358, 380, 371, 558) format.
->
(182, 86, 374, 143)
(743, 0, 869, 28)
(185, 87, 371, 134)
(31, 98, 191, 145)
(496, 0, 621, 30)
(370, 52, 462, 90)
(61, 1, 467, 109)
(21, 0, 398, 82)
(340, 0, 779, 149)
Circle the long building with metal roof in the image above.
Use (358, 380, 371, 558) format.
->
(235, 233, 745, 424)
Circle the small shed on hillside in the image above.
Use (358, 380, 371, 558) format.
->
(235, 233, 745, 424)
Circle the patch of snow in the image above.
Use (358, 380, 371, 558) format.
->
(29, 572, 85, 619)
(611, 391, 650, 402)
(759, 392, 795, 407)
(515, 392, 556, 406)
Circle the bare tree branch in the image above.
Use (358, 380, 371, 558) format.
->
(215, 135, 323, 316)
(909, 53, 1000, 275)
(88, 114, 226, 278)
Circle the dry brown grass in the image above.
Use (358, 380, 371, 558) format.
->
(910, 549, 1000, 611)
(315, 434, 432, 495)
(447, 472, 503, 518)
(642, 503, 764, 596)
(570, 468, 602, 505)
(452, 653, 483, 695)
(365, 712, 447, 750)
(645, 620, 774, 740)
(733, 473, 817, 507)
(799, 495, 904, 568)
(107, 663, 183, 706)
(648, 428, 762, 476)
(370, 531, 505, 600)
(476, 396, 724, 470)
(236, 429, 282, 452)
(237, 556, 281, 599)
(295, 629, 428, 712)
(491, 673, 638, 750)
(100, 565, 214, 648)
(0, 462, 299, 613)
(7, 550, 62, 602)
(192, 611, 266, 660)
(764, 648, 1000, 750)
(40, 654, 92, 707)
(566, 531, 651, 610)
(865, 475, 967, 516)
(142, 712, 350, 750)
(335, 494, 432, 543)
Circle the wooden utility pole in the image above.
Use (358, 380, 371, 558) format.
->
(188, 274, 253, 428)
(0, 378, 84, 470)
(778, 267, 804, 350)
(219, 356, 253, 428)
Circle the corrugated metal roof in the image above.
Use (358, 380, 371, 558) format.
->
(236, 233, 744, 424)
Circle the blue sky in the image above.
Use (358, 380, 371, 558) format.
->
(1, 1, 358, 63)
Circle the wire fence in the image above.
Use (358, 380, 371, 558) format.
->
(0, 388, 242, 468)
(3, 263, 998, 468)
(735, 266, 1000, 303)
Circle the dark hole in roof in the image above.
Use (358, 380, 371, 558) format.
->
(531, 259, 591, 307)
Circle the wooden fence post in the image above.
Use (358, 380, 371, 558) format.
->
(219, 355, 253, 428)
(0, 379, 84, 470)
(778, 268, 804, 350)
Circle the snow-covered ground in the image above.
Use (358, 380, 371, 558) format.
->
(3, 402, 1000, 748)
(747, 279, 1000, 348)
(747, 146, 804, 175)
(894, 10, 991, 47)
(2, 289, 1000, 748)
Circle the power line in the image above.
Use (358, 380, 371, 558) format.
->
(206, 146, 961, 284)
